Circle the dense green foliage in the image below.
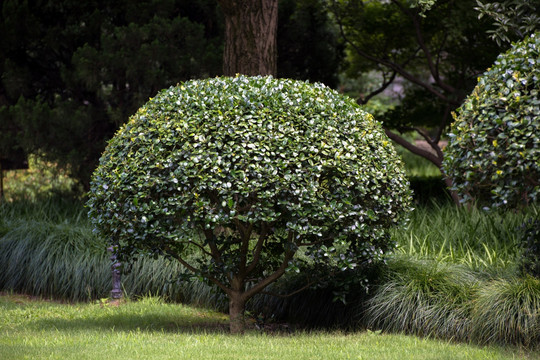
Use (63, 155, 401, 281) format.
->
(1, 156, 80, 202)
(519, 219, 540, 278)
(88, 76, 412, 320)
(443, 33, 540, 208)
(0, 0, 223, 188)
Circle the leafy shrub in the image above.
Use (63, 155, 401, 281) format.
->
(2, 155, 81, 202)
(87, 75, 412, 332)
(519, 219, 540, 278)
(443, 33, 540, 208)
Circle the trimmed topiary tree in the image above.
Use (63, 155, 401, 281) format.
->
(443, 33, 540, 208)
(87, 75, 412, 333)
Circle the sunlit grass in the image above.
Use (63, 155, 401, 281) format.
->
(0, 295, 534, 360)
(391, 201, 538, 271)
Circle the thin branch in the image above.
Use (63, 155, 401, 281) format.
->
(434, 104, 452, 143)
(392, 0, 456, 95)
(245, 223, 269, 275)
(243, 231, 296, 300)
(182, 240, 213, 258)
(203, 228, 223, 264)
(335, 15, 452, 105)
(259, 280, 317, 299)
(332, 0, 461, 106)
(233, 217, 248, 239)
(259, 267, 340, 299)
(298, 236, 334, 247)
(435, 33, 449, 79)
(413, 127, 444, 160)
(238, 222, 254, 275)
(384, 128, 442, 167)
(359, 71, 397, 105)
(163, 247, 231, 295)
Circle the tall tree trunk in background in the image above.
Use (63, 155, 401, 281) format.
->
(218, 0, 278, 76)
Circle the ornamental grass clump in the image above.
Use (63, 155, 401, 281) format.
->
(364, 258, 477, 342)
(87, 75, 412, 333)
(443, 33, 540, 208)
(471, 275, 540, 347)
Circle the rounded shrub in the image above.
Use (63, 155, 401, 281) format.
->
(87, 76, 411, 330)
(443, 33, 540, 208)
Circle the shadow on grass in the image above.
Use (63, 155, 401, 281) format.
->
(2, 294, 297, 335)
(32, 311, 231, 334)
(0, 296, 231, 334)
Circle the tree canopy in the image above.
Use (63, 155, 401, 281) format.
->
(329, 0, 503, 203)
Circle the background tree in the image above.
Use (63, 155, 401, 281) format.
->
(475, 0, 539, 45)
(329, 0, 503, 203)
(278, 0, 344, 88)
(0, 0, 223, 189)
(1, 0, 342, 190)
(217, 0, 278, 76)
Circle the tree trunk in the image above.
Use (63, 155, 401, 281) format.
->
(218, 0, 278, 76)
(228, 292, 247, 334)
(443, 174, 462, 206)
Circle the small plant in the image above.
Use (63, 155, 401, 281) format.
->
(519, 219, 540, 278)
(88, 75, 412, 333)
(443, 33, 540, 209)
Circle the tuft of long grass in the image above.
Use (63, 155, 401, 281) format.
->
(124, 257, 225, 310)
(471, 275, 540, 347)
(364, 258, 477, 342)
(0, 219, 111, 301)
(0, 198, 221, 305)
(0, 196, 88, 225)
(364, 257, 540, 348)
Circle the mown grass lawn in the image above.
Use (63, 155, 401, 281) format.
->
(0, 294, 535, 360)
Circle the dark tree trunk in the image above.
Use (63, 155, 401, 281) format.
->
(228, 292, 247, 334)
(218, 0, 278, 76)
(227, 275, 247, 334)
